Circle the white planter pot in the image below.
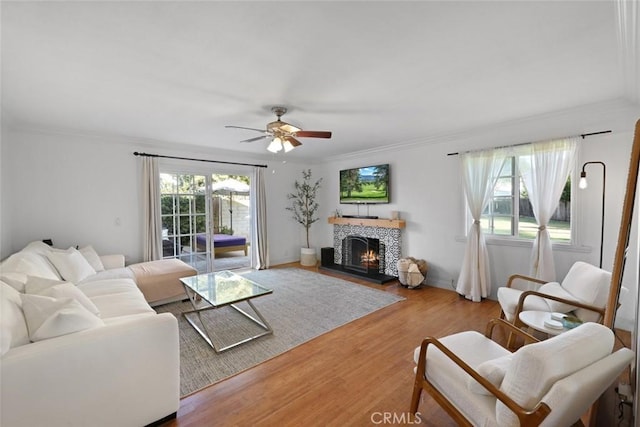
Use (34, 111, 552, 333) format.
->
(300, 247, 317, 266)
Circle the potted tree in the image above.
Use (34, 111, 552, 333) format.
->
(287, 169, 322, 266)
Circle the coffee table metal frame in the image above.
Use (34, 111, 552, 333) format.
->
(179, 270, 273, 353)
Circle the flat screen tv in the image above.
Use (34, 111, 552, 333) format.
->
(339, 164, 390, 204)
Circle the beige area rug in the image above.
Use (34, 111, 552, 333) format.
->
(155, 268, 404, 396)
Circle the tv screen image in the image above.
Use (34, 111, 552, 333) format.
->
(340, 164, 390, 204)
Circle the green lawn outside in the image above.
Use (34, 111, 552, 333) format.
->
(340, 182, 388, 202)
(481, 216, 570, 242)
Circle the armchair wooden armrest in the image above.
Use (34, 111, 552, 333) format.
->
(506, 274, 547, 290)
(411, 324, 550, 427)
(514, 291, 606, 325)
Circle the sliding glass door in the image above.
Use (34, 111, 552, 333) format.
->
(160, 173, 211, 273)
(159, 171, 251, 273)
(210, 173, 251, 271)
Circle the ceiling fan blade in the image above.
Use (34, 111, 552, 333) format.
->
(280, 123, 302, 133)
(225, 125, 268, 134)
(240, 135, 270, 143)
(295, 130, 332, 139)
(284, 136, 303, 147)
(267, 120, 301, 134)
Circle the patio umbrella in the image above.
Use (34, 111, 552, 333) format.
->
(210, 178, 250, 232)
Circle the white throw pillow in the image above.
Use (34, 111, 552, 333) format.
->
(467, 354, 513, 395)
(0, 251, 61, 281)
(79, 245, 105, 272)
(25, 275, 67, 294)
(46, 247, 96, 282)
(0, 281, 30, 355)
(20, 294, 103, 342)
(537, 282, 577, 313)
(0, 272, 28, 292)
(496, 322, 614, 427)
(25, 277, 100, 317)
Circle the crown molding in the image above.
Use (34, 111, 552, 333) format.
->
(321, 98, 640, 163)
(2, 122, 280, 165)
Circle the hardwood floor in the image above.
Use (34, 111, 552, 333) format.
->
(161, 263, 506, 426)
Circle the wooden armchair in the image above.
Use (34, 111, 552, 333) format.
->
(411, 319, 634, 427)
(497, 261, 611, 326)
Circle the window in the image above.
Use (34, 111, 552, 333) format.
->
(480, 156, 572, 243)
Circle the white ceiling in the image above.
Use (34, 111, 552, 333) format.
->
(2, 1, 637, 161)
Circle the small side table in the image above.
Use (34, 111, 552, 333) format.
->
(518, 311, 569, 337)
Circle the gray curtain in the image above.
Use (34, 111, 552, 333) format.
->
(142, 156, 162, 261)
(250, 167, 269, 269)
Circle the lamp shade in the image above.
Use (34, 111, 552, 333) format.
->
(267, 137, 282, 153)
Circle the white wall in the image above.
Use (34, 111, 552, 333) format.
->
(2, 102, 639, 330)
(0, 127, 313, 267)
(315, 101, 640, 329)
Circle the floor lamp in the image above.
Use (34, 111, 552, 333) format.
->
(578, 161, 606, 268)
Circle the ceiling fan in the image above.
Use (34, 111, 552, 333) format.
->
(225, 106, 332, 153)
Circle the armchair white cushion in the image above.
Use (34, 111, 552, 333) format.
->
(497, 261, 611, 323)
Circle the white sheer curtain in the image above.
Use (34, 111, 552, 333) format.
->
(456, 149, 505, 302)
(518, 138, 577, 281)
(250, 167, 269, 269)
(142, 156, 162, 261)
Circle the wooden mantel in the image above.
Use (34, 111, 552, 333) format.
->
(327, 216, 406, 229)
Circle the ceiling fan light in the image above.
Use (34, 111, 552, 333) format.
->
(267, 137, 282, 153)
(282, 139, 296, 152)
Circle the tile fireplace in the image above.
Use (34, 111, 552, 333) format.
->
(320, 217, 404, 284)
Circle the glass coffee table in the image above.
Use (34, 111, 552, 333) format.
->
(179, 270, 273, 353)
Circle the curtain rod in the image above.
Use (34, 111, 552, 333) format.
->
(446, 130, 612, 156)
(133, 151, 268, 168)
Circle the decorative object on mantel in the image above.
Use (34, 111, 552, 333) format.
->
(397, 257, 428, 289)
(287, 169, 322, 266)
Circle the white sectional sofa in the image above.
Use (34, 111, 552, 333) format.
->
(0, 241, 180, 427)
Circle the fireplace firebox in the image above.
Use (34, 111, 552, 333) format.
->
(342, 235, 385, 275)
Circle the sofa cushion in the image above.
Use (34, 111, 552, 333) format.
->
(20, 293, 104, 342)
(46, 248, 96, 282)
(77, 279, 155, 318)
(79, 245, 105, 272)
(25, 276, 100, 317)
(496, 322, 614, 427)
(76, 278, 141, 298)
(0, 281, 30, 355)
(77, 267, 135, 284)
